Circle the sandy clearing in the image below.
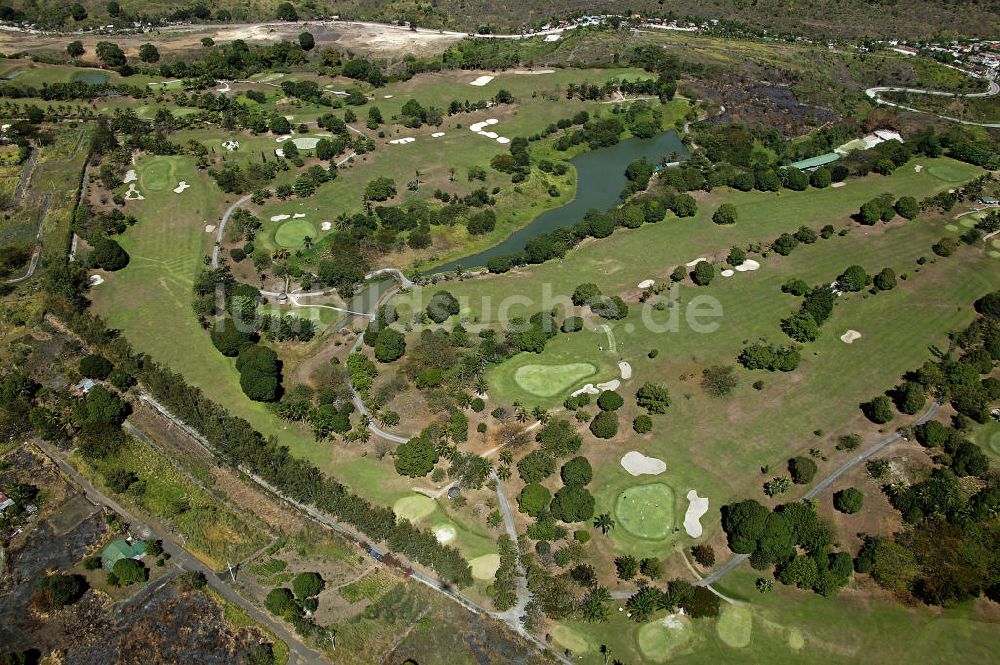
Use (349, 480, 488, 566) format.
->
(620, 451, 667, 476)
(470, 75, 494, 86)
(685, 257, 707, 267)
(638, 279, 655, 288)
(618, 361, 632, 380)
(684, 490, 709, 538)
(840, 329, 862, 344)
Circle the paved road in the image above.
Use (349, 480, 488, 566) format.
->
(33, 439, 326, 665)
(211, 193, 253, 268)
(698, 401, 941, 588)
(866, 73, 1000, 128)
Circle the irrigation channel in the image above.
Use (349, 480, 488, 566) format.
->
(430, 129, 688, 273)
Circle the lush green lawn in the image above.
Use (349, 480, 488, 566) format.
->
(614, 482, 676, 540)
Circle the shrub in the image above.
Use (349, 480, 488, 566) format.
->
(79, 354, 113, 379)
(894, 196, 919, 220)
(373, 327, 406, 362)
(265, 587, 297, 616)
(633, 415, 653, 433)
(574, 530, 591, 543)
(873, 268, 897, 291)
(837, 265, 868, 292)
(427, 290, 460, 323)
(861, 395, 894, 424)
(517, 449, 556, 483)
(692, 260, 714, 286)
(471, 397, 485, 412)
(691, 544, 715, 567)
(212, 317, 253, 357)
(110, 558, 147, 586)
(560, 456, 593, 486)
(292, 571, 325, 599)
(561, 316, 584, 333)
(596, 390, 623, 411)
(636, 382, 671, 413)
(712, 203, 738, 225)
(394, 436, 438, 477)
(571, 283, 601, 306)
(33, 573, 87, 610)
(833, 487, 864, 514)
(517, 483, 551, 517)
(589, 411, 618, 439)
(549, 485, 595, 523)
(788, 456, 818, 484)
(932, 237, 958, 257)
(89, 236, 129, 270)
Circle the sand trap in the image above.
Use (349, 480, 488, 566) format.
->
(123, 169, 137, 183)
(621, 451, 666, 476)
(571, 383, 600, 397)
(275, 135, 291, 143)
(431, 132, 445, 137)
(433, 524, 457, 544)
(124, 183, 144, 200)
(389, 137, 416, 145)
(496, 136, 510, 144)
(274, 148, 285, 157)
(734, 259, 760, 272)
(469, 122, 485, 132)
(222, 139, 239, 151)
(638, 279, 655, 289)
(596, 379, 621, 391)
(173, 181, 190, 194)
(482, 131, 499, 139)
(204, 224, 216, 233)
(270, 214, 291, 222)
(544, 34, 561, 42)
(320, 222, 332, 231)
(485, 118, 499, 125)
(721, 269, 735, 277)
(840, 329, 862, 344)
(685, 257, 707, 267)
(293, 213, 306, 219)
(618, 361, 632, 380)
(684, 490, 709, 538)
(662, 611, 685, 630)
(87, 274, 104, 286)
(469, 75, 494, 86)
(513, 69, 556, 74)
(914, 164, 924, 172)
(831, 182, 846, 188)
(383, 94, 393, 99)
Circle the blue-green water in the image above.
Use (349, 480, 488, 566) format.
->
(430, 130, 688, 273)
(71, 71, 110, 85)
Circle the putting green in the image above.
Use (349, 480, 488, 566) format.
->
(614, 483, 676, 540)
(636, 621, 692, 662)
(551, 625, 594, 654)
(392, 494, 436, 522)
(469, 553, 501, 580)
(513, 362, 597, 397)
(274, 219, 316, 248)
(716, 605, 753, 648)
(140, 158, 175, 193)
(988, 430, 1000, 455)
(926, 162, 971, 182)
(788, 628, 805, 650)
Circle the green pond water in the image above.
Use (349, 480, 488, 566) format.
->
(430, 130, 688, 273)
(71, 71, 110, 85)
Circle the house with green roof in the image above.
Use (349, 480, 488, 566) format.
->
(101, 538, 146, 570)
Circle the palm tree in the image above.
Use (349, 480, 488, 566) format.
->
(497, 464, 511, 481)
(594, 513, 616, 535)
(303, 235, 313, 249)
(499, 450, 513, 466)
(475, 377, 488, 395)
(515, 407, 528, 423)
(271, 248, 290, 260)
(600, 645, 613, 665)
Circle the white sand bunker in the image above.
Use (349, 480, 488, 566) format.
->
(618, 361, 632, 380)
(840, 329, 862, 344)
(204, 224, 216, 233)
(124, 183, 144, 200)
(496, 136, 510, 144)
(383, 94, 393, 99)
(485, 118, 499, 125)
(270, 214, 291, 222)
(222, 139, 239, 151)
(638, 279, 655, 289)
(597, 379, 620, 391)
(87, 274, 104, 286)
(431, 132, 445, 137)
(216, 81, 230, 93)
(293, 213, 306, 219)
(684, 490, 709, 538)
(434, 525, 457, 544)
(320, 221, 332, 231)
(275, 135, 291, 143)
(571, 384, 600, 397)
(479, 131, 499, 139)
(685, 257, 707, 267)
(470, 75, 494, 86)
(123, 169, 137, 183)
(274, 148, 285, 157)
(914, 164, 923, 172)
(389, 137, 416, 145)
(721, 269, 735, 277)
(662, 611, 685, 630)
(831, 182, 846, 188)
(621, 451, 666, 476)
(173, 181, 190, 194)
(734, 259, 760, 272)
(291, 137, 320, 149)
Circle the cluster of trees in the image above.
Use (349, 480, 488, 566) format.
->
(722, 499, 853, 596)
(264, 571, 327, 637)
(779, 282, 837, 344)
(857, 193, 919, 225)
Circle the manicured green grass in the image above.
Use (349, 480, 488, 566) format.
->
(613, 482, 676, 540)
(469, 553, 501, 580)
(512, 362, 597, 397)
(273, 218, 316, 248)
(393, 494, 438, 521)
(636, 620, 694, 662)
